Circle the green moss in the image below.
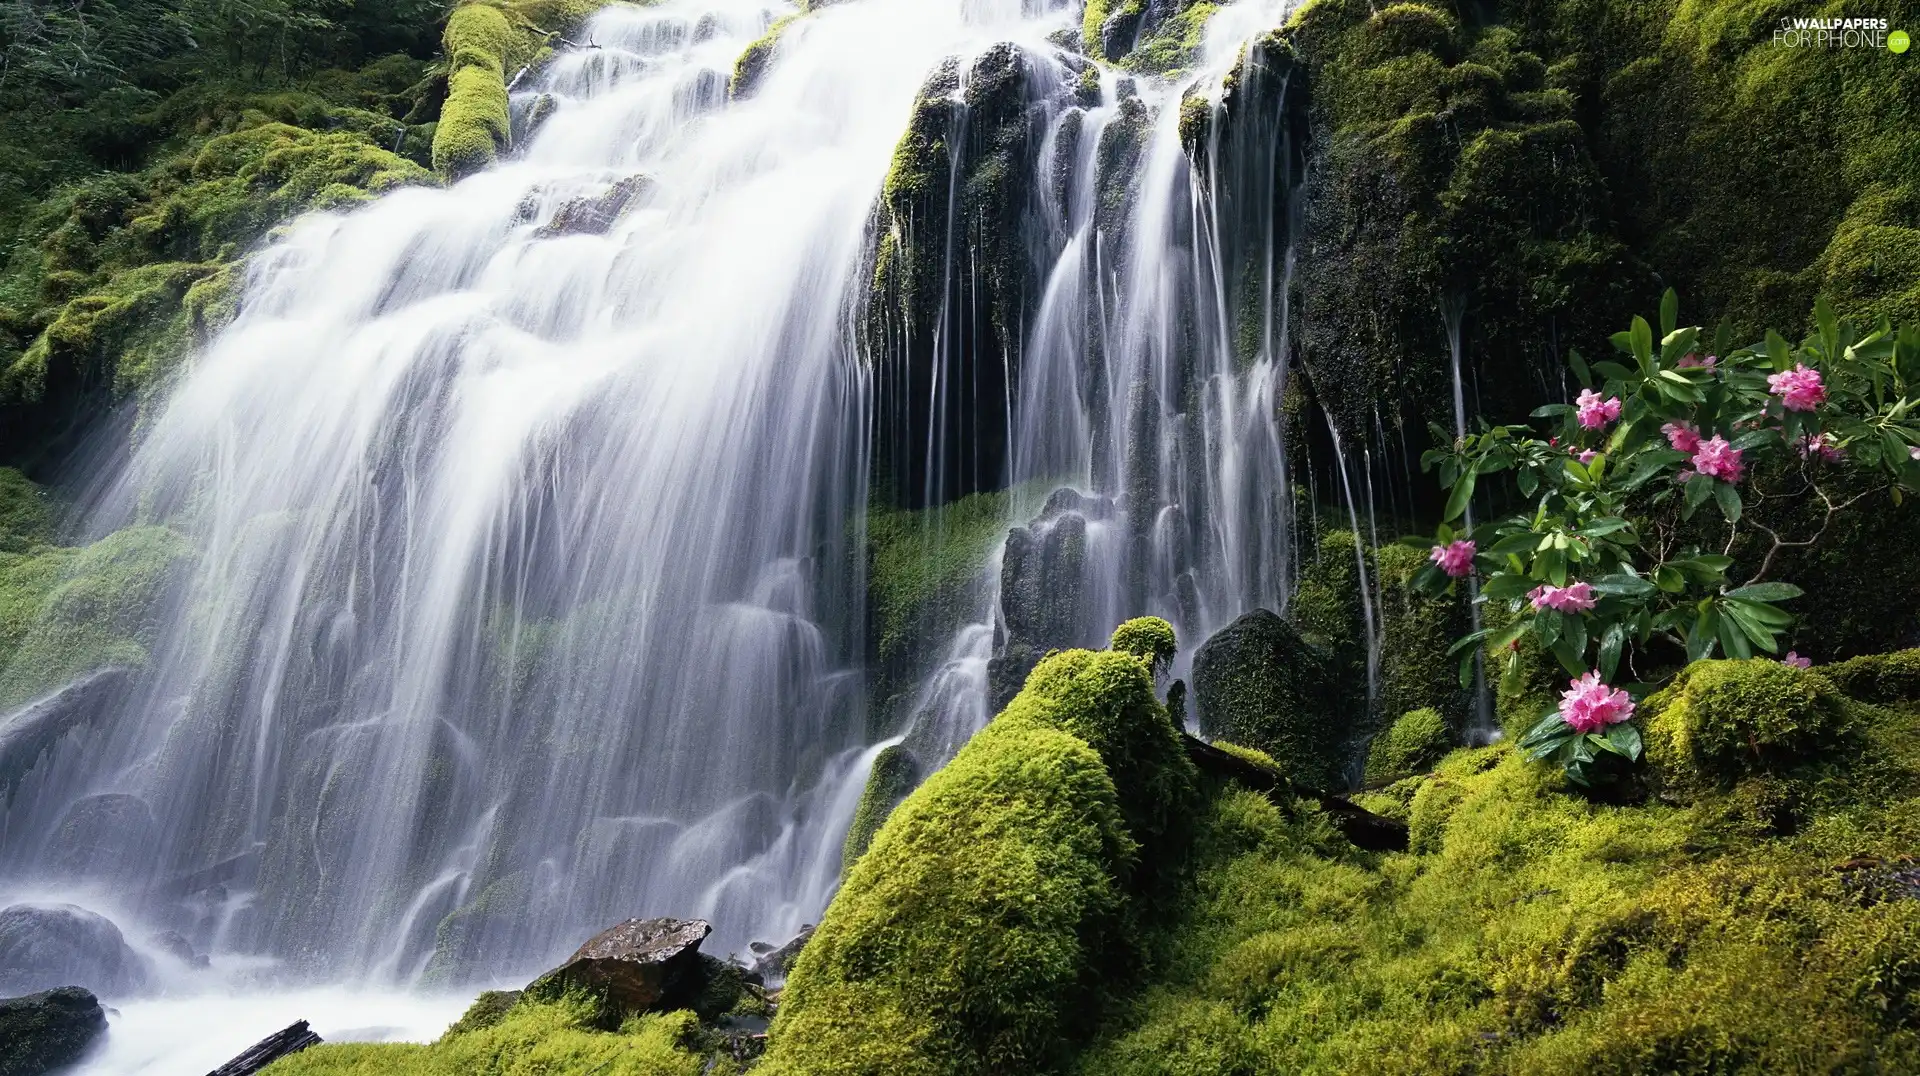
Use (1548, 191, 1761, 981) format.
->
(1823, 649, 1920, 706)
(433, 5, 514, 177)
(445, 990, 522, 1037)
(0, 469, 54, 553)
(1191, 608, 1343, 788)
(730, 15, 798, 99)
(0, 525, 192, 707)
(1072, 677, 1920, 1074)
(1364, 707, 1452, 786)
(1644, 659, 1857, 797)
(1110, 616, 1176, 675)
(263, 994, 722, 1076)
(840, 743, 920, 871)
(1124, 2, 1222, 76)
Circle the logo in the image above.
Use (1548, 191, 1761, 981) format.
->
(1771, 15, 1903, 48)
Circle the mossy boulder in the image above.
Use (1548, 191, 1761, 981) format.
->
(1364, 707, 1451, 786)
(763, 646, 1193, 1074)
(0, 986, 106, 1076)
(1191, 608, 1344, 788)
(429, 0, 599, 178)
(1644, 659, 1856, 797)
(1823, 649, 1920, 706)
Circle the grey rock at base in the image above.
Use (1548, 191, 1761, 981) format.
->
(748, 923, 814, 983)
(0, 668, 130, 800)
(0, 987, 106, 1076)
(531, 917, 711, 1015)
(0, 904, 149, 998)
(42, 793, 157, 882)
(534, 175, 654, 238)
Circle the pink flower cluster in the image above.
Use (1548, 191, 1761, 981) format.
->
(1576, 448, 1598, 465)
(1910, 445, 1920, 462)
(1676, 353, 1718, 369)
(1576, 389, 1623, 430)
(1559, 671, 1636, 733)
(1528, 580, 1596, 613)
(1663, 421, 1701, 453)
(1781, 651, 1812, 669)
(1430, 539, 1476, 578)
(1795, 432, 1843, 462)
(1767, 364, 1827, 412)
(1690, 435, 1745, 483)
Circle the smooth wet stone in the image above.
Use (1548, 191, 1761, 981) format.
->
(0, 903, 149, 998)
(531, 917, 710, 1015)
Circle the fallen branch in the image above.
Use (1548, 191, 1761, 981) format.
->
(207, 1020, 321, 1076)
(1181, 733, 1409, 852)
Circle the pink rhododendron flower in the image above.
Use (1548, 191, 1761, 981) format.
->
(1782, 651, 1811, 669)
(1576, 389, 1623, 429)
(1676, 353, 1718, 369)
(1577, 449, 1599, 465)
(1528, 581, 1597, 613)
(1429, 539, 1476, 578)
(1767, 364, 1827, 412)
(1662, 421, 1702, 454)
(1690, 435, 1745, 483)
(1559, 671, 1636, 733)
(1910, 445, 1920, 461)
(1795, 432, 1843, 462)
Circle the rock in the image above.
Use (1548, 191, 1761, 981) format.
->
(530, 917, 711, 1017)
(205, 1020, 322, 1076)
(1191, 609, 1347, 789)
(747, 924, 814, 983)
(0, 668, 131, 800)
(534, 175, 653, 238)
(445, 990, 521, 1036)
(42, 793, 157, 883)
(147, 930, 209, 969)
(0, 904, 148, 998)
(988, 498, 1093, 709)
(0, 987, 107, 1076)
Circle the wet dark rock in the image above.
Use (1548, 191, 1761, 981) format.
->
(747, 923, 814, 983)
(42, 793, 156, 883)
(0, 904, 149, 998)
(147, 930, 209, 969)
(988, 498, 1092, 709)
(530, 917, 711, 1017)
(1191, 609, 1346, 789)
(205, 1020, 322, 1076)
(0, 668, 131, 801)
(0, 986, 106, 1076)
(534, 175, 653, 238)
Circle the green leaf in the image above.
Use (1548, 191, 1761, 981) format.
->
(1482, 572, 1534, 601)
(1518, 468, 1539, 497)
(1594, 360, 1635, 382)
(1683, 474, 1713, 516)
(1630, 316, 1654, 369)
(1561, 613, 1588, 667)
(1599, 621, 1625, 681)
(1519, 710, 1574, 749)
(1576, 517, 1632, 539)
(1569, 348, 1592, 387)
(1713, 481, 1742, 523)
(1606, 722, 1642, 761)
(1730, 427, 1774, 452)
(1660, 288, 1678, 338)
(1590, 573, 1656, 599)
(1531, 403, 1575, 418)
(1443, 467, 1477, 523)
(1655, 564, 1685, 593)
(1815, 294, 1839, 356)
(1717, 612, 1753, 659)
(1765, 329, 1792, 372)
(1725, 582, 1804, 603)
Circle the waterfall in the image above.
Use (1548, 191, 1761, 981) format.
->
(0, 0, 1086, 989)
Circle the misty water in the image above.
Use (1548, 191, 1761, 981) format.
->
(0, 0, 1319, 1066)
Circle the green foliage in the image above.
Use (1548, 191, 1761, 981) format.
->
(840, 743, 919, 871)
(0, 524, 191, 707)
(1110, 616, 1176, 675)
(262, 994, 723, 1076)
(1644, 659, 1857, 796)
(729, 14, 797, 99)
(1073, 678, 1920, 1074)
(1123, 2, 1221, 76)
(1822, 648, 1920, 705)
(1364, 707, 1451, 786)
(433, 4, 513, 176)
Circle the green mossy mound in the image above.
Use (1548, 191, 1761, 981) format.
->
(1191, 608, 1343, 788)
(262, 993, 726, 1076)
(432, 0, 601, 176)
(762, 646, 1195, 1075)
(1074, 672, 1920, 1074)
(1364, 707, 1451, 786)
(1110, 616, 1177, 674)
(1645, 660, 1859, 797)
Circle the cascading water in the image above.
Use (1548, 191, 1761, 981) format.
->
(0, 0, 1093, 1005)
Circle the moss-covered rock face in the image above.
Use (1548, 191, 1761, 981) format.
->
(0, 525, 193, 708)
(1644, 659, 1857, 797)
(0, 986, 107, 1076)
(1190, 608, 1344, 788)
(867, 44, 1052, 511)
(1110, 616, 1177, 674)
(431, 0, 602, 177)
(1363, 706, 1450, 786)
